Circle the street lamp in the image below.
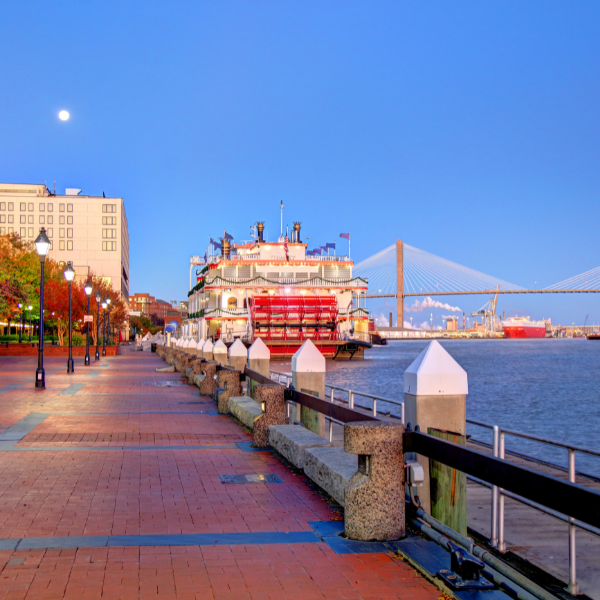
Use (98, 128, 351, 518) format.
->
(95, 292, 101, 360)
(28, 305, 32, 342)
(34, 228, 50, 389)
(84, 280, 93, 366)
(101, 300, 107, 357)
(18, 303, 23, 343)
(106, 297, 112, 349)
(51, 312, 55, 345)
(63, 261, 75, 373)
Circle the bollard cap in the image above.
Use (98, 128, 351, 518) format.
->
(248, 337, 270, 359)
(197, 338, 206, 350)
(404, 340, 467, 396)
(203, 339, 214, 352)
(291, 339, 325, 373)
(344, 421, 404, 455)
(229, 338, 247, 357)
(213, 339, 227, 353)
(189, 339, 197, 349)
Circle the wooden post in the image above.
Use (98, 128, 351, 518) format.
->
(428, 428, 467, 536)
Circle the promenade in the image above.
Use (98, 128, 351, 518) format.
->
(0, 351, 439, 600)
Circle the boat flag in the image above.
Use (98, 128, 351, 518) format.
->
(284, 234, 289, 260)
(223, 231, 234, 241)
(339, 232, 350, 258)
(210, 237, 222, 250)
(325, 243, 336, 250)
(312, 248, 322, 255)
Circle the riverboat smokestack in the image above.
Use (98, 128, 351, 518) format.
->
(223, 239, 231, 259)
(293, 222, 301, 243)
(256, 221, 265, 243)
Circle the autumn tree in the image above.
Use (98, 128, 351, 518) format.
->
(44, 280, 87, 346)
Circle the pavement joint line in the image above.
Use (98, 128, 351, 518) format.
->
(59, 383, 86, 396)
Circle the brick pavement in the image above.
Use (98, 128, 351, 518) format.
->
(0, 353, 441, 599)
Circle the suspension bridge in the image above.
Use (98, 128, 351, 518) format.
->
(354, 240, 600, 326)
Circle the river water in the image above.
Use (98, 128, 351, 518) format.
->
(275, 339, 600, 475)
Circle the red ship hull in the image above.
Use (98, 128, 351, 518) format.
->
(503, 326, 546, 338)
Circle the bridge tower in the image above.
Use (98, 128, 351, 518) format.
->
(396, 239, 403, 327)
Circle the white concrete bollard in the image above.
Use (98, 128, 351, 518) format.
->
(188, 339, 197, 356)
(248, 337, 270, 376)
(229, 339, 247, 372)
(404, 340, 468, 513)
(292, 340, 326, 437)
(202, 339, 214, 361)
(196, 338, 205, 358)
(213, 339, 228, 365)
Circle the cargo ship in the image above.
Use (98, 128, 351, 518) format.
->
(186, 216, 372, 359)
(502, 317, 547, 339)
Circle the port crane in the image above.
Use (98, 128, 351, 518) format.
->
(469, 286, 501, 332)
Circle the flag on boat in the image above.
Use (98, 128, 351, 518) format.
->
(325, 243, 336, 250)
(340, 233, 350, 240)
(210, 237, 222, 250)
(223, 231, 234, 241)
(203, 252, 207, 263)
(312, 248, 322, 255)
(284, 235, 289, 260)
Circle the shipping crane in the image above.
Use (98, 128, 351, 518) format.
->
(469, 285, 501, 332)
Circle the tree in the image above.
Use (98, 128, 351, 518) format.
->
(86, 274, 128, 345)
(44, 280, 87, 346)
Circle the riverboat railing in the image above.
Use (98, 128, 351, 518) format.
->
(203, 253, 351, 264)
(204, 275, 367, 288)
(467, 418, 600, 595)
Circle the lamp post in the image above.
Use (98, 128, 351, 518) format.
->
(63, 262, 75, 373)
(28, 305, 32, 342)
(18, 303, 23, 343)
(101, 300, 107, 357)
(51, 312, 55, 345)
(106, 297, 111, 349)
(34, 228, 50, 389)
(84, 280, 92, 366)
(95, 292, 101, 360)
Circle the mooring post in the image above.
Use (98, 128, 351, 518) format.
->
(248, 338, 270, 399)
(196, 338, 205, 358)
(344, 421, 405, 541)
(404, 340, 468, 534)
(202, 339, 214, 361)
(291, 340, 326, 437)
(229, 339, 247, 372)
(213, 339, 228, 365)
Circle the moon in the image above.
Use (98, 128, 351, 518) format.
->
(58, 110, 70, 121)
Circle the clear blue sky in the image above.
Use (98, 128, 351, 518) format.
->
(1, 1, 599, 326)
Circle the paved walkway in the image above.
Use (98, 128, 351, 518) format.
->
(0, 352, 440, 600)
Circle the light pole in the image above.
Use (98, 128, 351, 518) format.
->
(102, 300, 107, 357)
(28, 305, 32, 342)
(63, 262, 75, 373)
(106, 297, 111, 348)
(18, 303, 23, 343)
(84, 280, 92, 366)
(51, 312, 55, 345)
(34, 228, 50, 389)
(95, 292, 101, 360)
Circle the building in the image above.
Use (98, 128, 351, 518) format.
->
(446, 317, 459, 331)
(0, 183, 129, 302)
(130, 293, 171, 326)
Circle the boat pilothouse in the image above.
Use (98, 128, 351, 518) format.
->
(187, 215, 371, 359)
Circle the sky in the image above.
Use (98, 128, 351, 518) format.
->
(1, 1, 599, 327)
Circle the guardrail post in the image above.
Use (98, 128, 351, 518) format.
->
(253, 384, 286, 447)
(292, 340, 326, 437)
(213, 339, 228, 365)
(567, 449, 579, 595)
(344, 421, 405, 541)
(491, 425, 499, 547)
(229, 339, 247, 372)
(404, 341, 468, 523)
(248, 338, 270, 399)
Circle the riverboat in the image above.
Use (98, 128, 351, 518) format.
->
(502, 317, 547, 338)
(586, 332, 600, 340)
(186, 218, 372, 359)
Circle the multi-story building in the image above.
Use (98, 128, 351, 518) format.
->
(130, 293, 171, 326)
(0, 183, 129, 303)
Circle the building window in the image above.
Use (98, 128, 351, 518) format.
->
(20, 227, 25, 237)
(67, 216, 73, 224)
(47, 215, 53, 224)
(59, 216, 65, 224)
(67, 228, 73, 238)
(59, 241, 65, 250)
(39, 215, 45, 224)
(102, 241, 116, 251)
(28, 215, 33, 224)
(0, 227, 4, 234)
(102, 204, 116, 213)
(0, 202, 5, 210)
(67, 203, 73, 212)
(8, 227, 13, 233)
(8, 215, 13, 224)
(20, 203, 26, 211)
(47, 228, 53, 238)
(28, 227, 33, 238)
(47, 203, 53, 212)
(28, 203, 33, 211)
(39, 203, 45, 212)
(49, 240, 53, 250)
(67, 240, 73, 250)
(0, 215, 4, 223)
(59, 203, 65, 212)
(59, 228, 65, 238)
(8, 202, 13, 210)
(20, 215, 26, 224)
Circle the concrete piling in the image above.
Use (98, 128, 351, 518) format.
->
(248, 338, 270, 398)
(229, 339, 247, 372)
(213, 339, 228, 366)
(291, 340, 326, 437)
(202, 339, 214, 361)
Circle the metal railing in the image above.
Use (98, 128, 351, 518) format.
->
(204, 275, 367, 288)
(467, 418, 600, 595)
(269, 369, 405, 429)
(201, 253, 351, 263)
